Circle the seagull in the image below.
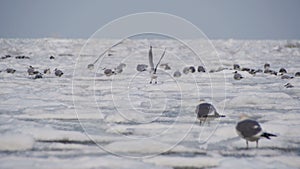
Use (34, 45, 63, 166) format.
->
(54, 68, 64, 77)
(44, 68, 51, 74)
(27, 66, 35, 75)
(182, 67, 190, 74)
(173, 70, 181, 78)
(233, 71, 243, 80)
(284, 83, 294, 88)
(114, 63, 126, 74)
(87, 64, 94, 70)
(160, 63, 171, 70)
(6, 68, 16, 74)
(197, 66, 206, 72)
(103, 69, 115, 76)
(281, 75, 293, 79)
(195, 102, 225, 125)
(241, 67, 250, 72)
(233, 64, 241, 70)
(34, 73, 43, 79)
(264, 63, 270, 69)
(148, 46, 166, 84)
(136, 64, 148, 72)
(263, 63, 277, 75)
(236, 115, 277, 148)
(189, 66, 196, 73)
(279, 68, 287, 74)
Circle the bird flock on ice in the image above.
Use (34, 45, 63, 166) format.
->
(3, 44, 300, 148)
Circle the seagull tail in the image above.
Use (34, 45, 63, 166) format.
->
(261, 132, 277, 139)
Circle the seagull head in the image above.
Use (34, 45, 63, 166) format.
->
(239, 114, 250, 120)
(198, 99, 205, 103)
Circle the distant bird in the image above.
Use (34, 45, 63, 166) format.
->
(34, 73, 43, 79)
(6, 68, 16, 74)
(284, 83, 294, 88)
(263, 63, 277, 75)
(148, 46, 166, 84)
(241, 67, 250, 72)
(50, 56, 55, 59)
(264, 69, 277, 75)
(160, 63, 171, 70)
(136, 64, 148, 72)
(173, 70, 181, 78)
(1, 55, 12, 59)
(264, 63, 270, 69)
(281, 75, 293, 79)
(27, 66, 35, 75)
(279, 68, 287, 74)
(233, 64, 241, 70)
(236, 115, 277, 148)
(115, 63, 126, 74)
(44, 68, 51, 74)
(233, 71, 243, 80)
(54, 68, 64, 77)
(117, 63, 126, 69)
(255, 69, 263, 73)
(103, 69, 115, 76)
(87, 64, 94, 70)
(197, 66, 206, 72)
(114, 68, 123, 74)
(182, 67, 190, 74)
(15, 55, 30, 59)
(263, 66, 277, 75)
(189, 66, 196, 73)
(294, 72, 300, 77)
(248, 69, 257, 75)
(195, 102, 225, 125)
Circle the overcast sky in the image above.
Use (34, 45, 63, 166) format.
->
(0, 0, 299, 39)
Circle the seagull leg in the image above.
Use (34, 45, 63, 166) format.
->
(256, 140, 258, 148)
(246, 141, 249, 149)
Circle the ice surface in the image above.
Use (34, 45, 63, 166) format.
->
(0, 38, 300, 168)
(0, 134, 34, 151)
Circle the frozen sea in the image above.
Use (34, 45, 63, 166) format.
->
(0, 38, 300, 169)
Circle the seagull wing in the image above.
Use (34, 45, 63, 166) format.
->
(154, 48, 166, 74)
(148, 46, 154, 71)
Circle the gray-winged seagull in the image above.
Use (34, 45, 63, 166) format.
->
(54, 68, 64, 77)
(136, 64, 148, 72)
(236, 115, 277, 148)
(173, 70, 181, 78)
(233, 71, 243, 80)
(195, 102, 225, 125)
(197, 66, 206, 72)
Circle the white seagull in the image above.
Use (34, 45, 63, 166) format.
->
(236, 115, 277, 148)
(148, 46, 166, 84)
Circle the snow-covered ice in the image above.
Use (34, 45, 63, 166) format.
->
(0, 38, 299, 169)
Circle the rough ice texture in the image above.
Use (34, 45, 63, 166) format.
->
(0, 38, 300, 169)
